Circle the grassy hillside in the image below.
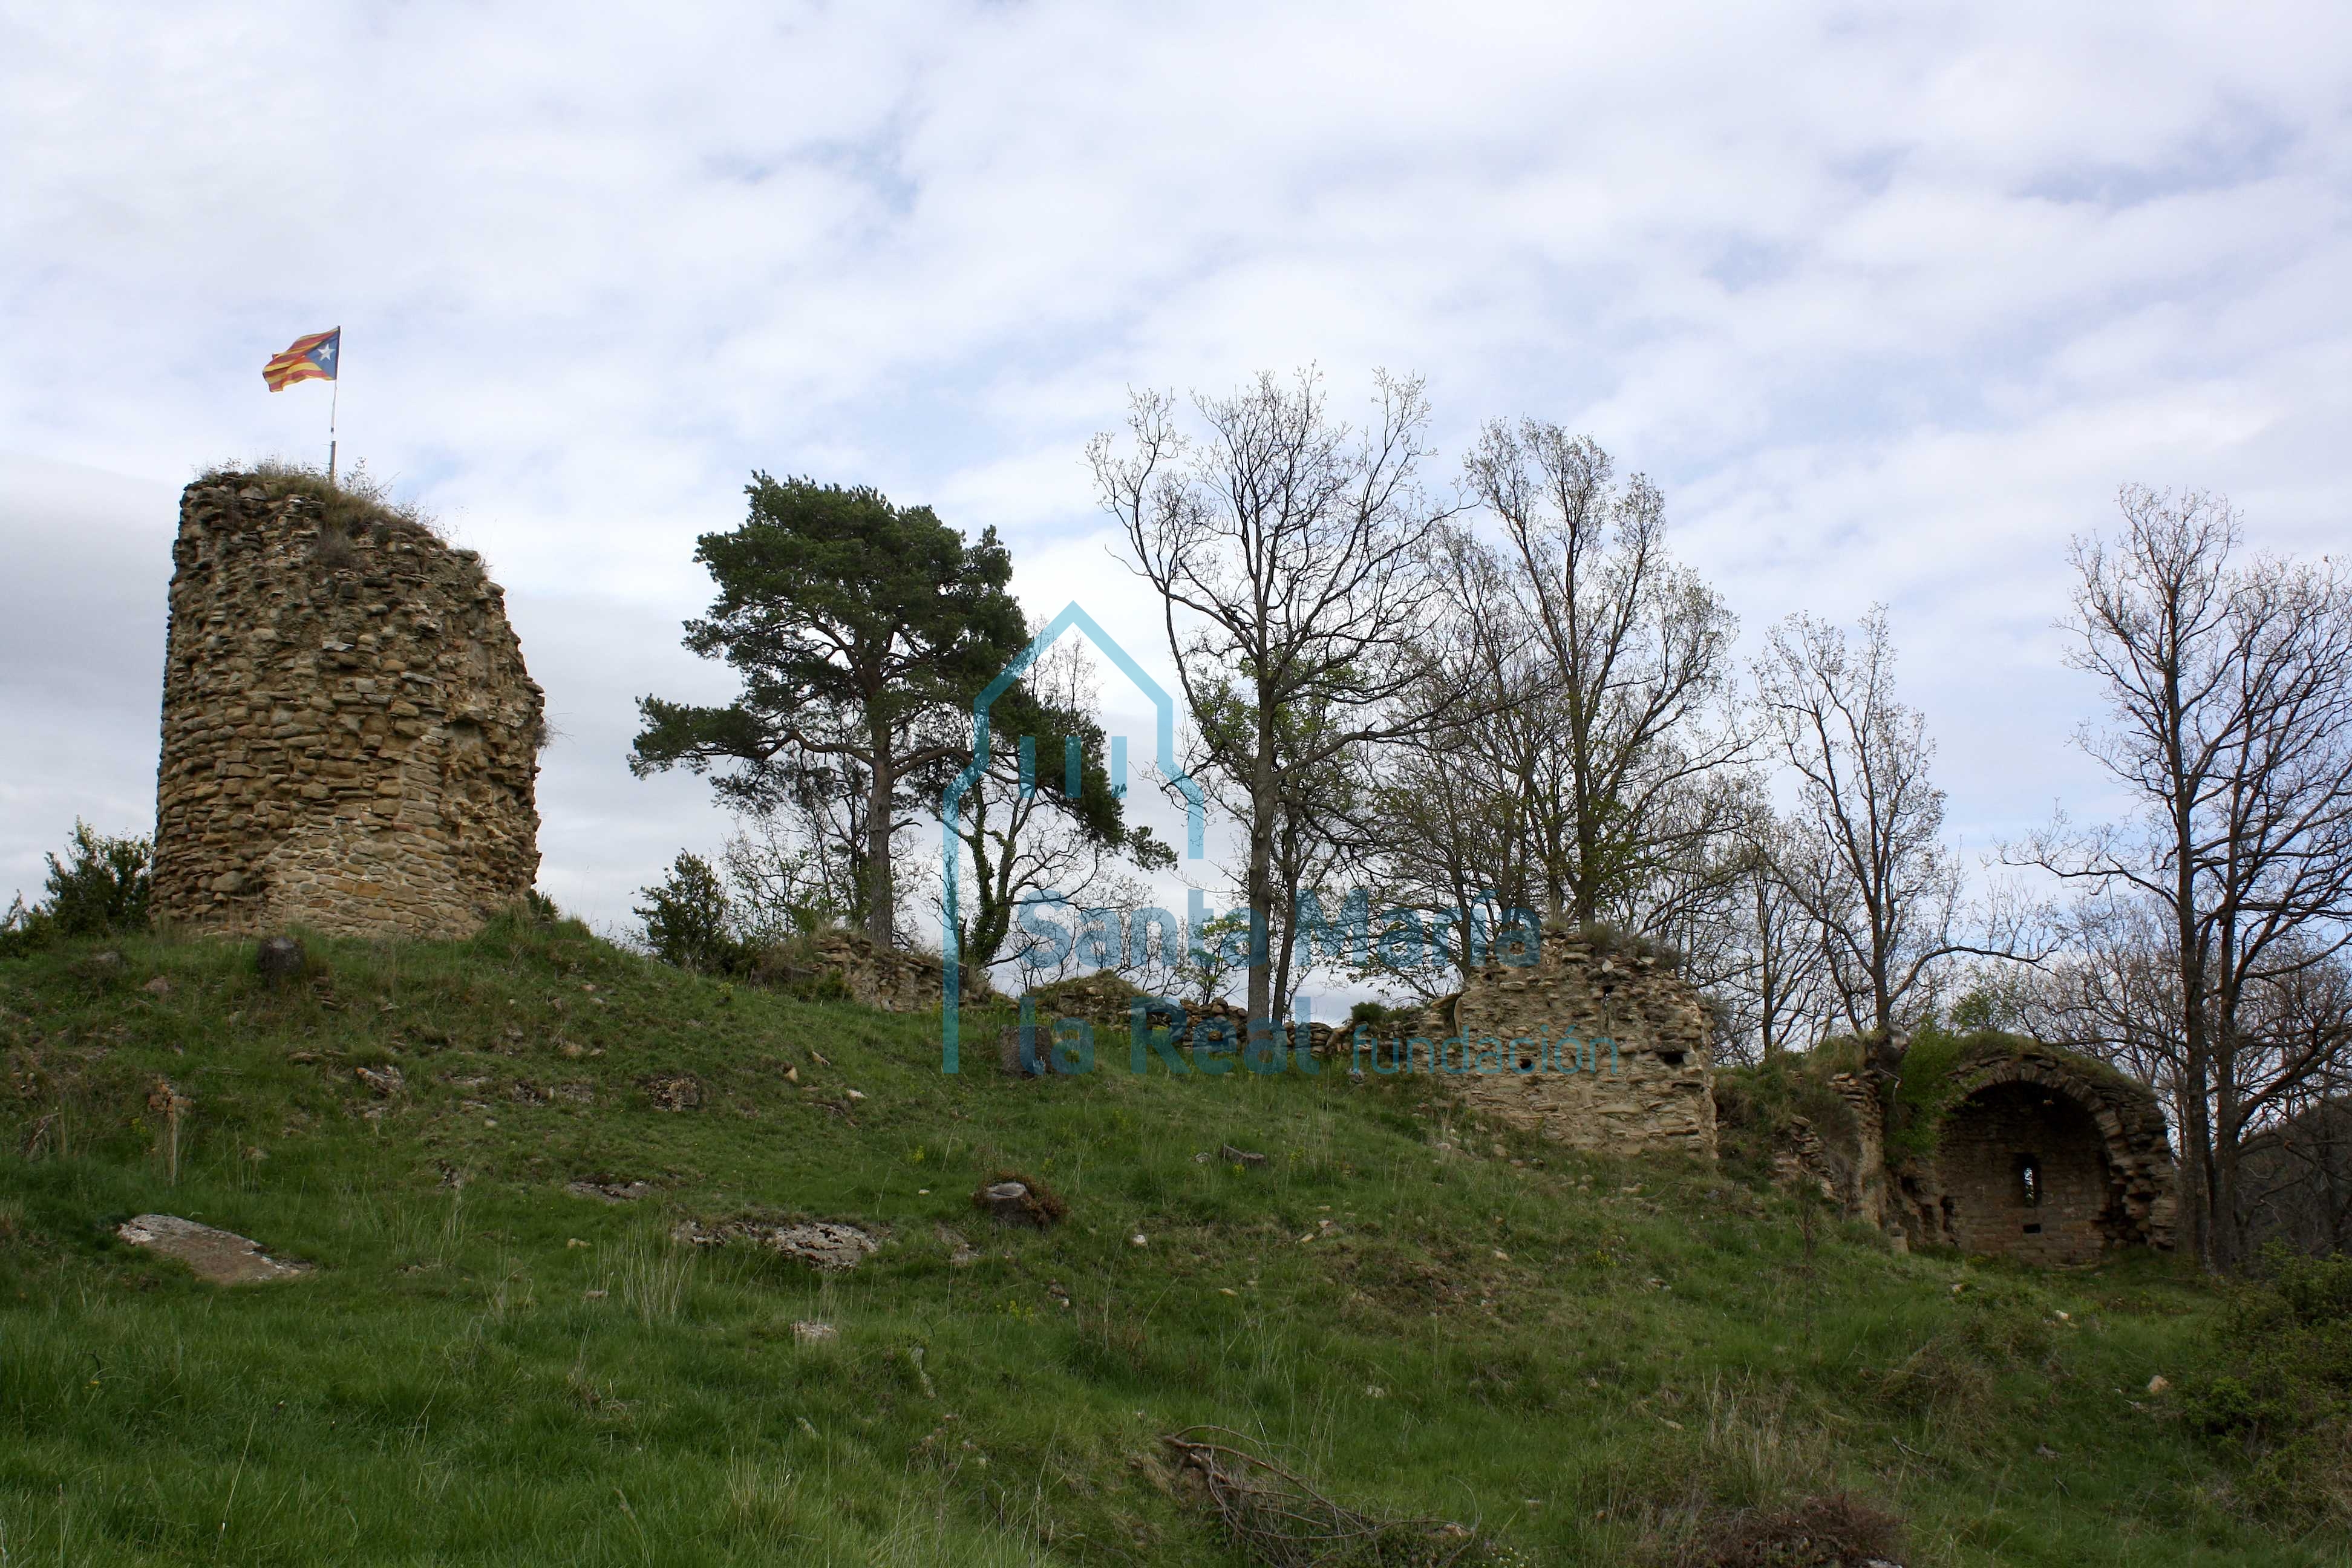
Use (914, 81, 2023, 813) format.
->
(0, 916, 2335, 1566)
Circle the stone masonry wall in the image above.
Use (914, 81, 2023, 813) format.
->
(1786, 1039, 2178, 1264)
(1907, 1044, 2178, 1261)
(151, 473, 544, 939)
(1932, 1082, 2115, 1264)
(1422, 933, 1717, 1158)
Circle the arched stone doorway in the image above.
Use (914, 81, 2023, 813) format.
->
(1918, 1047, 2178, 1263)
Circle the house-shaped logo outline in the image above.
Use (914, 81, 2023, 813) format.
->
(939, 600, 1205, 1071)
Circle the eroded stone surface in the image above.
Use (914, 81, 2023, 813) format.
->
(671, 1217, 881, 1272)
(1409, 932, 1717, 1158)
(152, 474, 543, 939)
(1025, 971, 1341, 1057)
(755, 930, 997, 1013)
(116, 1214, 311, 1284)
(1908, 1045, 2178, 1261)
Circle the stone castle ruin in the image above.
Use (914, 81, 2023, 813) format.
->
(1895, 1042, 2177, 1263)
(1417, 929, 1718, 1158)
(151, 471, 544, 938)
(1426, 939, 2175, 1264)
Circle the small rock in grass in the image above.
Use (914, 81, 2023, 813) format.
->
(255, 936, 307, 987)
(566, 1179, 652, 1204)
(142, 975, 173, 996)
(355, 1064, 403, 1097)
(1220, 1144, 1267, 1168)
(2147, 1375, 2171, 1395)
(792, 1321, 838, 1344)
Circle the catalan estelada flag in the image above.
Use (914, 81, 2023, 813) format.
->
(263, 327, 340, 391)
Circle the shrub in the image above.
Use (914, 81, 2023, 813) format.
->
(2273, 1247, 2352, 1327)
(1712, 1054, 1862, 1180)
(745, 932, 853, 1002)
(634, 852, 747, 975)
(1687, 1491, 1905, 1568)
(1569, 918, 1685, 971)
(1886, 1023, 1973, 1160)
(2181, 1244, 2352, 1526)
(1, 820, 151, 956)
(0, 893, 38, 959)
(43, 820, 152, 936)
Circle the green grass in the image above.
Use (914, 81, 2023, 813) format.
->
(0, 916, 2337, 1565)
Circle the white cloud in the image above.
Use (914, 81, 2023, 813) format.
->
(2, 0, 2348, 944)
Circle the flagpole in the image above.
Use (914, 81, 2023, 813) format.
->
(327, 341, 340, 486)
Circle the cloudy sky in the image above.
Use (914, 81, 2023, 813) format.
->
(3, 2, 2347, 964)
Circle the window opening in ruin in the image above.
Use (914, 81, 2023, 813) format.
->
(2016, 1154, 2042, 1208)
(1656, 1051, 1686, 1067)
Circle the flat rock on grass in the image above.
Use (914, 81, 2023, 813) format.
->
(566, 1179, 652, 1203)
(116, 1215, 312, 1285)
(673, 1217, 881, 1272)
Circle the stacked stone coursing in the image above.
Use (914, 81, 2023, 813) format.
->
(1024, 970, 1341, 1056)
(152, 473, 543, 938)
(1422, 931, 1717, 1158)
(1904, 1044, 2178, 1261)
(750, 930, 1009, 1012)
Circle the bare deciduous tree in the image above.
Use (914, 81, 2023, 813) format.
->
(1350, 525, 1550, 992)
(1712, 814, 1837, 1063)
(1093, 368, 1454, 1025)
(1463, 422, 1751, 927)
(2016, 486, 2352, 1269)
(1756, 607, 1989, 1045)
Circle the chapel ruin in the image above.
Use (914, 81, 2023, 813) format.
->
(1900, 1042, 2178, 1263)
(151, 471, 544, 939)
(1430, 935, 2177, 1264)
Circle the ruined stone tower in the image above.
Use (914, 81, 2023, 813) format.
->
(151, 470, 544, 938)
(1421, 929, 1719, 1158)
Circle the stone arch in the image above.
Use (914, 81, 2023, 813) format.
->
(1922, 1049, 2178, 1263)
